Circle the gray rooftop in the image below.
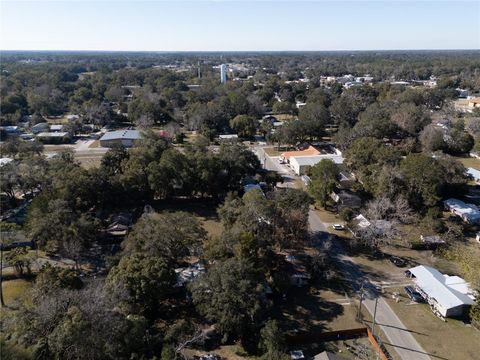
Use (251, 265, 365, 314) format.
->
(100, 130, 141, 141)
(409, 265, 474, 309)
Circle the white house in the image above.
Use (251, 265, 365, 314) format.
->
(466, 168, 480, 184)
(407, 265, 475, 318)
(288, 154, 344, 175)
(444, 198, 480, 224)
(218, 134, 238, 142)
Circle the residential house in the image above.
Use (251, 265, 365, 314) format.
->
(31, 122, 50, 134)
(218, 134, 238, 142)
(0, 126, 21, 135)
(285, 254, 311, 288)
(105, 213, 132, 239)
(466, 168, 480, 185)
(444, 198, 480, 224)
(36, 132, 71, 144)
(407, 265, 475, 318)
(330, 189, 362, 210)
(0, 157, 14, 167)
(174, 262, 206, 287)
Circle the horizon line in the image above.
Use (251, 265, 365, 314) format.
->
(1, 48, 479, 53)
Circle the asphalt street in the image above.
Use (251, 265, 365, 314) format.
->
(256, 146, 432, 360)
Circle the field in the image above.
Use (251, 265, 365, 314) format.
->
(455, 156, 480, 170)
(2, 279, 32, 305)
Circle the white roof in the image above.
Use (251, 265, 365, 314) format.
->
(444, 198, 480, 223)
(0, 158, 14, 167)
(290, 154, 344, 166)
(50, 124, 64, 131)
(100, 130, 141, 141)
(409, 265, 474, 309)
(37, 132, 70, 137)
(353, 214, 371, 228)
(467, 167, 480, 180)
(218, 134, 238, 139)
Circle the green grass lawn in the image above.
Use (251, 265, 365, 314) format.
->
(2, 279, 32, 305)
(382, 288, 480, 360)
(455, 156, 480, 170)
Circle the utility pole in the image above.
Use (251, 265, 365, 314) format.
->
(0, 242, 5, 307)
(357, 284, 364, 321)
(372, 297, 379, 337)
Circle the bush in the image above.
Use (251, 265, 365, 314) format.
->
(339, 207, 354, 221)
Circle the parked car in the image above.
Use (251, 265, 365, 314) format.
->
(389, 256, 407, 267)
(289, 350, 305, 360)
(404, 286, 423, 302)
(332, 224, 345, 231)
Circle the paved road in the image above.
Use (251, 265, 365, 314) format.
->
(309, 210, 430, 360)
(255, 146, 431, 360)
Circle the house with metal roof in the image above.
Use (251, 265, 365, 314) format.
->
(288, 154, 344, 175)
(407, 265, 475, 318)
(36, 132, 71, 144)
(443, 198, 480, 224)
(99, 130, 141, 148)
(466, 167, 480, 184)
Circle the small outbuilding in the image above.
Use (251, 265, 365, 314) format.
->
(420, 235, 446, 249)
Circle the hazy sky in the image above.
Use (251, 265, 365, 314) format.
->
(1, 1, 479, 51)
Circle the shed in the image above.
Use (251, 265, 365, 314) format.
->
(420, 235, 446, 248)
(99, 130, 141, 148)
(407, 265, 475, 317)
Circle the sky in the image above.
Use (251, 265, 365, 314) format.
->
(1, 0, 479, 51)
